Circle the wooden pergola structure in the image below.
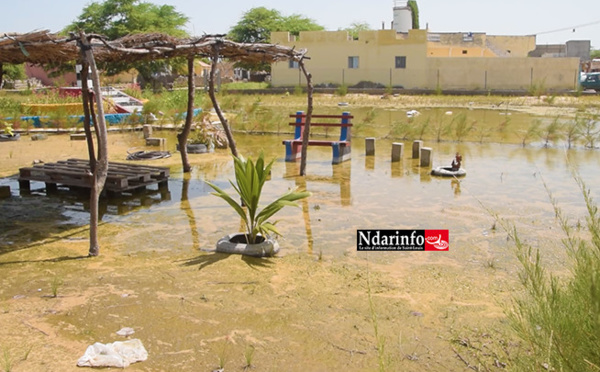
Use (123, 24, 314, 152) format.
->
(0, 30, 316, 255)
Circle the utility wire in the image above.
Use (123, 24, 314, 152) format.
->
(532, 19, 600, 36)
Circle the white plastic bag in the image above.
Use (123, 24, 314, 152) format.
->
(77, 338, 148, 368)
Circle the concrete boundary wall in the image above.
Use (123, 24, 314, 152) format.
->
(426, 57, 580, 91)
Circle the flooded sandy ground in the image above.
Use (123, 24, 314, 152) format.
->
(0, 125, 599, 371)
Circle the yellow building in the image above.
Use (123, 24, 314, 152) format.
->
(271, 28, 580, 91)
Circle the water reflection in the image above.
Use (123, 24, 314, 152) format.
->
(284, 160, 351, 206)
(451, 179, 461, 196)
(5, 130, 600, 266)
(15, 182, 173, 217)
(365, 156, 375, 170)
(390, 161, 404, 178)
(291, 175, 314, 254)
(180, 174, 200, 250)
(100, 185, 171, 216)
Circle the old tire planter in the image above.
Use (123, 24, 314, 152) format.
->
(186, 143, 208, 154)
(0, 133, 20, 142)
(176, 143, 211, 154)
(216, 233, 279, 257)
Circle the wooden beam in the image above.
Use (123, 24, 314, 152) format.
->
(80, 31, 109, 257)
(208, 43, 238, 158)
(299, 59, 314, 176)
(177, 56, 195, 173)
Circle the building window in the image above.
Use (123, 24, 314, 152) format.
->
(462, 50, 468, 55)
(348, 56, 359, 69)
(395, 56, 406, 69)
(289, 60, 299, 69)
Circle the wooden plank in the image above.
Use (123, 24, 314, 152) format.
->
(289, 114, 354, 119)
(282, 140, 350, 147)
(68, 159, 170, 179)
(18, 159, 170, 194)
(66, 159, 168, 181)
(289, 122, 353, 127)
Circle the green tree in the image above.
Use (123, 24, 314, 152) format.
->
(342, 22, 371, 40)
(66, 0, 188, 39)
(64, 0, 189, 88)
(0, 63, 26, 88)
(229, 7, 323, 71)
(591, 49, 600, 59)
(408, 0, 419, 29)
(228, 7, 283, 44)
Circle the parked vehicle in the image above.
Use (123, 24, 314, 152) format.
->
(581, 72, 600, 92)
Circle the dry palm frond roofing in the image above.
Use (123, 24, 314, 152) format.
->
(0, 30, 307, 65)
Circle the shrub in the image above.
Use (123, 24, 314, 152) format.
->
(335, 84, 348, 97)
(506, 176, 600, 371)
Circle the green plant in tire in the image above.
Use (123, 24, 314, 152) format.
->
(206, 153, 311, 245)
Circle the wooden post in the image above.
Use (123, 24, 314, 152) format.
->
(208, 43, 238, 158)
(177, 56, 195, 173)
(79, 60, 96, 174)
(80, 32, 109, 257)
(299, 58, 314, 176)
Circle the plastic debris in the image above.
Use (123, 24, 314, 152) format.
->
(116, 327, 135, 337)
(77, 339, 148, 368)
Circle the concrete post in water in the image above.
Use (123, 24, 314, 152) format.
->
(420, 147, 432, 167)
(412, 140, 423, 159)
(365, 137, 376, 156)
(146, 138, 166, 146)
(143, 124, 153, 139)
(391, 142, 403, 162)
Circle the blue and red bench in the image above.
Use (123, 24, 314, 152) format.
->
(282, 111, 353, 164)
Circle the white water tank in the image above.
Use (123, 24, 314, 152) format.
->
(393, 0, 412, 33)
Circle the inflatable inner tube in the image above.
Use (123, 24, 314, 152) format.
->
(431, 166, 466, 177)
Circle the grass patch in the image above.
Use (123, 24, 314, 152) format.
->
(222, 82, 269, 90)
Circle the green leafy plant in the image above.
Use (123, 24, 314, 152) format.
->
(206, 153, 310, 244)
(243, 345, 255, 370)
(293, 85, 303, 96)
(188, 122, 214, 146)
(2, 123, 14, 136)
(336, 84, 348, 96)
(519, 119, 542, 147)
(541, 116, 564, 147)
(452, 112, 474, 141)
(1, 346, 12, 372)
(50, 276, 63, 298)
(564, 115, 583, 149)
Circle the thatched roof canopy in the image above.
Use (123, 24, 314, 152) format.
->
(0, 30, 307, 65)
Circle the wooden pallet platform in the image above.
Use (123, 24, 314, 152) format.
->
(18, 158, 170, 194)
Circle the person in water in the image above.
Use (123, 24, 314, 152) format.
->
(451, 152, 462, 171)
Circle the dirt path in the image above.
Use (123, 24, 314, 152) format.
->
(0, 235, 516, 371)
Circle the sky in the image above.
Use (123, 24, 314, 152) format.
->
(3, 0, 599, 50)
